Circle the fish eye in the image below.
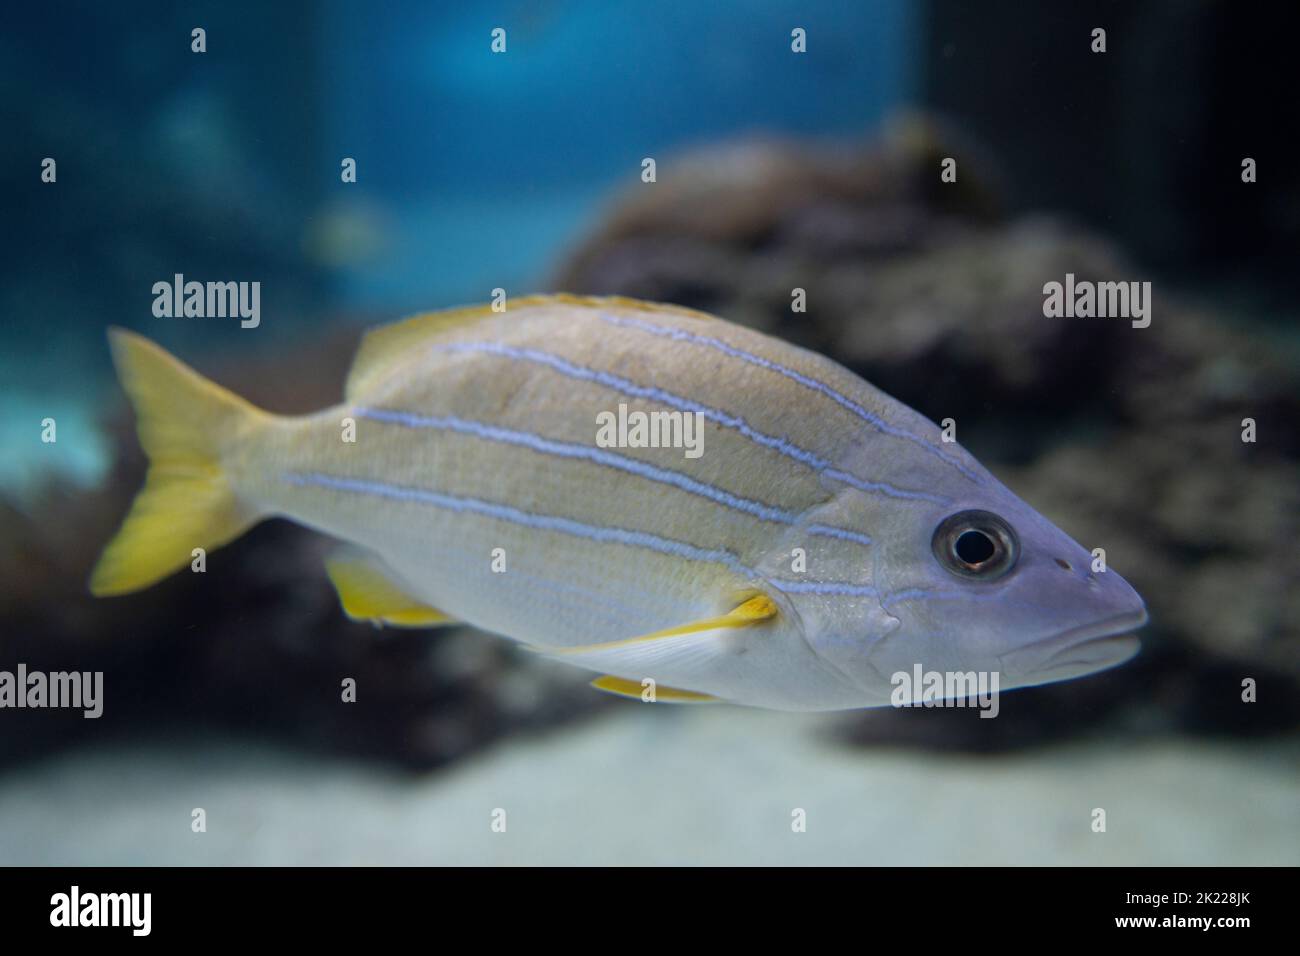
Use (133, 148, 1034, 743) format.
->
(932, 510, 1019, 580)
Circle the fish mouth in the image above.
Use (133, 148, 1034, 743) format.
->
(999, 607, 1148, 684)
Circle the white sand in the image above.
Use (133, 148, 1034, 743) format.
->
(1, 707, 1296, 865)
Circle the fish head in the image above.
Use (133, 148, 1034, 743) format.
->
(803, 476, 1147, 703)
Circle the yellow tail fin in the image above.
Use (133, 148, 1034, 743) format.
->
(90, 329, 270, 596)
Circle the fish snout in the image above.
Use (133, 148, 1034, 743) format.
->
(998, 607, 1147, 683)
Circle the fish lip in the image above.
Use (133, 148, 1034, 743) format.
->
(999, 607, 1148, 678)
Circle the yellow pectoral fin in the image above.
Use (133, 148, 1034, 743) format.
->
(590, 675, 719, 704)
(325, 551, 456, 628)
(554, 593, 779, 657)
(543, 594, 780, 705)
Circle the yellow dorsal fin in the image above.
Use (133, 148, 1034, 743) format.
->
(325, 549, 456, 628)
(345, 303, 499, 398)
(344, 294, 716, 399)
(552, 593, 778, 657)
(590, 675, 719, 704)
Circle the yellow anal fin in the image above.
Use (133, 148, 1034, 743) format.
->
(555, 593, 778, 657)
(325, 551, 456, 628)
(590, 675, 719, 704)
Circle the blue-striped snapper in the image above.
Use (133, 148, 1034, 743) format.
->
(91, 295, 1147, 710)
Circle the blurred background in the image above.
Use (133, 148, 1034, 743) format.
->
(1, 0, 1297, 864)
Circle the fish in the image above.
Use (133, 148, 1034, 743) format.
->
(90, 294, 1147, 711)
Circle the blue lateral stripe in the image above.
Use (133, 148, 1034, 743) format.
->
(768, 579, 879, 597)
(283, 472, 879, 598)
(434, 342, 823, 466)
(356, 407, 795, 524)
(881, 586, 1043, 614)
(597, 312, 982, 484)
(286, 471, 752, 568)
(822, 467, 942, 503)
(805, 524, 874, 547)
(431, 341, 947, 505)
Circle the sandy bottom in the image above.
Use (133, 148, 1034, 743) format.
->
(1, 707, 1296, 865)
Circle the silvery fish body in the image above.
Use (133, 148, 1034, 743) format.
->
(93, 295, 1148, 711)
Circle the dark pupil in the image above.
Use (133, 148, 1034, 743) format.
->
(954, 529, 996, 565)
